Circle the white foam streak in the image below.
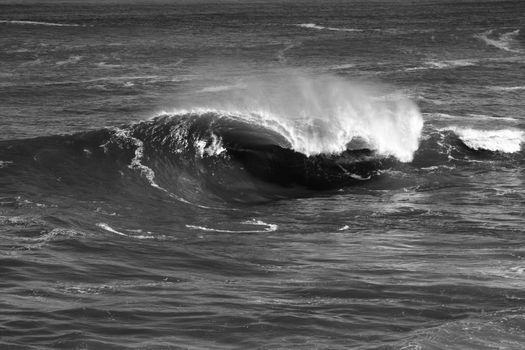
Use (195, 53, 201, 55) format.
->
(177, 74, 423, 162)
(0, 160, 13, 168)
(448, 127, 524, 153)
(427, 59, 477, 69)
(0, 20, 81, 27)
(97, 223, 156, 239)
(404, 59, 477, 72)
(199, 84, 244, 93)
(489, 86, 525, 92)
(186, 219, 277, 233)
(56, 55, 82, 66)
(296, 23, 362, 32)
(426, 112, 519, 123)
(328, 63, 356, 70)
(97, 223, 127, 236)
(110, 128, 161, 190)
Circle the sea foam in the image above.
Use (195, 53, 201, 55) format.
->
(186, 219, 277, 233)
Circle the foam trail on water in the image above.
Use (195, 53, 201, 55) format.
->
(404, 59, 478, 72)
(97, 223, 127, 236)
(97, 223, 156, 239)
(186, 220, 278, 233)
(0, 160, 13, 168)
(173, 73, 423, 162)
(296, 23, 362, 32)
(476, 29, 521, 53)
(56, 55, 82, 66)
(489, 86, 525, 92)
(0, 20, 81, 27)
(276, 42, 302, 63)
(425, 112, 519, 123)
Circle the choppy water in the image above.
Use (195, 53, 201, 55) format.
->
(1, 1, 525, 349)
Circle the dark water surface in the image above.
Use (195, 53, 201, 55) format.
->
(1, 1, 525, 349)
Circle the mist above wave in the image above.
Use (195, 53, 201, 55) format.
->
(168, 72, 423, 162)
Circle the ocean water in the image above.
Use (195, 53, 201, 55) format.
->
(1, 0, 525, 348)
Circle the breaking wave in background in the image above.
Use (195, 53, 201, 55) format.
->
(444, 127, 524, 153)
(0, 19, 82, 27)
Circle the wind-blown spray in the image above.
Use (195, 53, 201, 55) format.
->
(174, 72, 424, 162)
